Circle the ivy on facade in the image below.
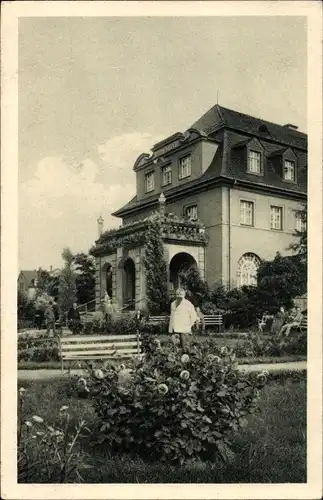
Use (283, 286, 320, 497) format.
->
(142, 216, 169, 314)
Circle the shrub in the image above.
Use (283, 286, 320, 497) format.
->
(233, 330, 307, 358)
(18, 337, 60, 362)
(84, 338, 267, 465)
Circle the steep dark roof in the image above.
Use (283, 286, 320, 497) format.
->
(114, 105, 307, 217)
(190, 105, 307, 150)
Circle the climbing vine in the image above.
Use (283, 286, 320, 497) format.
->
(142, 216, 169, 314)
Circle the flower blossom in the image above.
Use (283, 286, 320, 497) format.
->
(181, 354, 190, 364)
(157, 383, 169, 395)
(32, 415, 44, 423)
(94, 369, 104, 380)
(59, 405, 69, 412)
(19, 387, 26, 395)
(207, 354, 220, 363)
(171, 334, 180, 346)
(180, 370, 190, 381)
(77, 377, 87, 387)
(24, 421, 32, 427)
(168, 353, 176, 363)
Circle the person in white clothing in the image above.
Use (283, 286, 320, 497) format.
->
(169, 288, 198, 351)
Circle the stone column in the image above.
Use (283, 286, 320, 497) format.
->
(134, 248, 141, 309)
(111, 254, 117, 304)
(95, 257, 101, 310)
(198, 246, 205, 280)
(115, 247, 124, 309)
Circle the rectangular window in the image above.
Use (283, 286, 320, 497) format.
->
(161, 165, 172, 186)
(184, 204, 198, 220)
(284, 160, 296, 181)
(145, 172, 154, 193)
(240, 200, 254, 226)
(270, 205, 283, 230)
(179, 155, 192, 179)
(248, 150, 261, 174)
(295, 211, 306, 232)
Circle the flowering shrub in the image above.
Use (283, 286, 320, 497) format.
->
(18, 387, 91, 483)
(84, 338, 267, 464)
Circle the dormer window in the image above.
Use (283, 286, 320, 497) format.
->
(284, 160, 296, 182)
(184, 204, 198, 220)
(179, 155, 191, 179)
(145, 171, 154, 193)
(161, 165, 172, 186)
(248, 150, 262, 174)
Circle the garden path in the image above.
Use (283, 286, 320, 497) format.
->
(18, 361, 307, 381)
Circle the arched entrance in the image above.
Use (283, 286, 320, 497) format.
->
(102, 263, 113, 298)
(123, 257, 136, 309)
(169, 252, 197, 290)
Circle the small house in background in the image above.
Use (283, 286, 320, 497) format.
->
(17, 270, 38, 299)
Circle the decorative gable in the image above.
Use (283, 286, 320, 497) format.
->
(268, 147, 298, 182)
(231, 136, 265, 176)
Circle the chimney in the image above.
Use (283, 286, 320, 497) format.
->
(97, 215, 104, 237)
(283, 123, 298, 130)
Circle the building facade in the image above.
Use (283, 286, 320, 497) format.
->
(18, 270, 38, 300)
(90, 104, 307, 311)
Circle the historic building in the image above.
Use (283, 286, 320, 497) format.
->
(90, 104, 307, 311)
(18, 270, 38, 299)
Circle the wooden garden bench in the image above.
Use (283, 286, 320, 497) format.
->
(203, 314, 223, 332)
(59, 333, 142, 372)
(147, 315, 169, 325)
(294, 315, 307, 333)
(147, 314, 223, 332)
(258, 314, 274, 333)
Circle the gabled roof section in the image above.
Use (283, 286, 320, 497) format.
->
(18, 270, 38, 284)
(190, 104, 307, 150)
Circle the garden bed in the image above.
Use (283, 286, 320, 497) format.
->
(18, 371, 306, 483)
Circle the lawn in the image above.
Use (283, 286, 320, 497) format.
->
(18, 372, 306, 483)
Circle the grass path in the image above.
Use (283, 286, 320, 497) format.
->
(18, 360, 307, 381)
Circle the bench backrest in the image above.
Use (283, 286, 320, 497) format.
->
(148, 316, 169, 324)
(300, 316, 307, 329)
(59, 334, 141, 360)
(203, 314, 223, 325)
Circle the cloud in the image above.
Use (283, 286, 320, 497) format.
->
(97, 132, 164, 184)
(19, 132, 162, 269)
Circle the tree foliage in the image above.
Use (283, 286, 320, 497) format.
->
(143, 216, 169, 314)
(257, 251, 306, 310)
(58, 248, 77, 315)
(73, 252, 96, 305)
(179, 266, 210, 306)
(289, 204, 307, 264)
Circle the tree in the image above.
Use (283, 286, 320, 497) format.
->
(73, 252, 96, 305)
(17, 290, 28, 320)
(35, 268, 60, 301)
(58, 248, 77, 317)
(289, 203, 307, 264)
(257, 251, 306, 311)
(179, 266, 210, 306)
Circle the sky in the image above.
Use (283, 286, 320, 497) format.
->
(18, 16, 307, 271)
